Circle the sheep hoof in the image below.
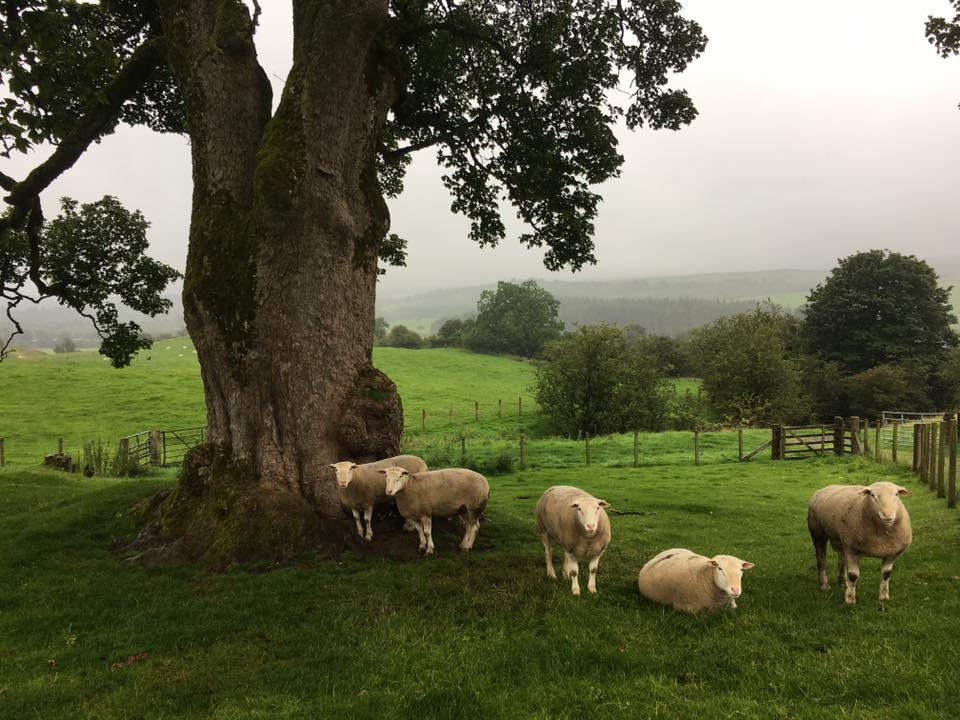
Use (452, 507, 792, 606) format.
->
(546, 569, 557, 579)
(819, 583, 830, 592)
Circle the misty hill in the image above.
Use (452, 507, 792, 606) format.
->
(4, 258, 956, 347)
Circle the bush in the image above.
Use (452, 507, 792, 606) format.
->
(535, 325, 671, 437)
(670, 390, 712, 430)
(384, 324, 423, 349)
(466, 280, 563, 357)
(846, 364, 931, 419)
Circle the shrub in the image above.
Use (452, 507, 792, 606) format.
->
(384, 324, 423, 349)
(53, 337, 76, 353)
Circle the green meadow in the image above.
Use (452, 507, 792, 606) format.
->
(1, 344, 958, 719)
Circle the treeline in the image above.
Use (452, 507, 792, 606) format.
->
(556, 296, 761, 336)
(376, 251, 960, 435)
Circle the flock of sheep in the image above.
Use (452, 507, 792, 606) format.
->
(328, 455, 913, 612)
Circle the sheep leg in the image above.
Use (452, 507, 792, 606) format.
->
(363, 505, 374, 541)
(563, 552, 580, 596)
(587, 550, 604, 594)
(459, 510, 476, 551)
(814, 539, 829, 590)
(836, 551, 846, 588)
(410, 518, 426, 551)
(422, 515, 435, 555)
(879, 556, 897, 602)
(540, 532, 556, 579)
(465, 519, 480, 550)
(350, 508, 364, 537)
(842, 551, 860, 605)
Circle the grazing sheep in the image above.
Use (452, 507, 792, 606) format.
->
(637, 548, 754, 614)
(807, 481, 912, 604)
(328, 455, 427, 541)
(535, 485, 611, 595)
(381, 467, 489, 554)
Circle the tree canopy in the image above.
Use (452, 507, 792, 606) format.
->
(467, 280, 563, 358)
(803, 251, 957, 375)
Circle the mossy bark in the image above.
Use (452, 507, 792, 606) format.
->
(147, 0, 402, 565)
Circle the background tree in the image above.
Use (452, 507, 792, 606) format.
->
(383, 324, 423, 349)
(633, 334, 689, 377)
(927, 2, 960, 64)
(373, 317, 390, 345)
(53, 336, 76, 354)
(0, 1, 706, 564)
(431, 318, 468, 348)
(466, 280, 564, 358)
(687, 304, 808, 425)
(844, 364, 931, 421)
(803, 251, 957, 375)
(535, 325, 670, 437)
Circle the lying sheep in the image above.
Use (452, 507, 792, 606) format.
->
(328, 455, 427, 541)
(807, 481, 912, 604)
(381, 467, 489, 554)
(637, 548, 754, 613)
(535, 485, 611, 595)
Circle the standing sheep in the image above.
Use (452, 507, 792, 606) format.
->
(381, 467, 489, 554)
(535, 485, 611, 595)
(637, 548, 754, 614)
(328, 455, 427, 541)
(807, 481, 912, 604)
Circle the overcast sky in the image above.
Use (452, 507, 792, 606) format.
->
(6, 0, 960, 297)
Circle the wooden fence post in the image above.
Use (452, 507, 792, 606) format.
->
(519, 432, 526, 470)
(948, 416, 957, 509)
(834, 417, 844, 456)
(633, 431, 639, 468)
(937, 421, 946, 499)
(460, 435, 466, 465)
(874, 419, 881, 463)
(771, 425, 782, 460)
(475, 401, 479, 422)
(928, 423, 938, 492)
(421, 409, 426, 429)
(738, 429, 743, 462)
(863, 418, 870, 455)
(585, 434, 591, 466)
(58, 436, 64, 455)
(892, 422, 899, 464)
(449, 408, 453, 424)
(118, 437, 129, 469)
(849, 417, 861, 455)
(149, 429, 162, 466)
(694, 430, 701, 466)
(518, 396, 522, 416)
(498, 399, 502, 417)
(912, 423, 921, 471)
(0, 436, 5, 467)
(820, 425, 826, 456)
(920, 424, 928, 485)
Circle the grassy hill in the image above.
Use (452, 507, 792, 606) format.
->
(1, 341, 959, 718)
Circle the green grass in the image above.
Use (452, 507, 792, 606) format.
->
(2, 458, 958, 719)
(2, 342, 959, 718)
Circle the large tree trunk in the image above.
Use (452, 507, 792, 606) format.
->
(140, 1, 402, 566)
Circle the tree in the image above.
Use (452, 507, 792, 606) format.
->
(53, 336, 76, 353)
(384, 324, 423, 349)
(687, 304, 808, 426)
(535, 325, 670, 437)
(927, 3, 960, 60)
(467, 280, 564, 357)
(845, 364, 931, 421)
(432, 318, 467, 347)
(373, 317, 390, 344)
(803, 251, 957, 375)
(0, 1, 707, 564)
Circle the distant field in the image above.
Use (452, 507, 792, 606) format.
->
(0, 342, 700, 467)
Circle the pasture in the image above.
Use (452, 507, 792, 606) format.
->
(1, 345, 959, 719)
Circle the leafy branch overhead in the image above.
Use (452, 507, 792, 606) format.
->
(0, 1, 707, 361)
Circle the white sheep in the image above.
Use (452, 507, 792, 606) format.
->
(637, 548, 754, 613)
(328, 455, 427, 541)
(381, 467, 489, 554)
(535, 485, 611, 595)
(807, 481, 912, 604)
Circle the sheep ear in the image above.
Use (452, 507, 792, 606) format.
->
(741, 561, 754, 570)
(569, 502, 580, 508)
(327, 464, 337, 470)
(376, 469, 387, 474)
(349, 463, 358, 470)
(708, 559, 718, 567)
(897, 487, 911, 496)
(861, 487, 872, 495)
(597, 500, 609, 508)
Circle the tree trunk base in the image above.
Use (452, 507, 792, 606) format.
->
(126, 444, 348, 569)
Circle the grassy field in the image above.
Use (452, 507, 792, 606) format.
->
(2, 343, 959, 719)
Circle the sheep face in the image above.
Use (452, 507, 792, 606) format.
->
(709, 555, 754, 599)
(328, 461, 358, 489)
(862, 482, 910, 526)
(381, 467, 409, 496)
(569, 497, 609, 538)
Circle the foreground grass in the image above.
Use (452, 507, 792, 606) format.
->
(2, 456, 958, 719)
